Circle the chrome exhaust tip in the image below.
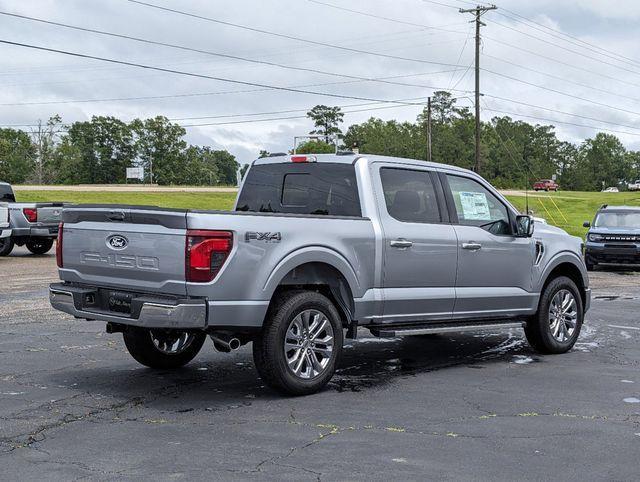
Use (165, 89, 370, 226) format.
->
(210, 334, 241, 352)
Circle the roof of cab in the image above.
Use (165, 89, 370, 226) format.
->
(598, 205, 640, 212)
(252, 153, 473, 175)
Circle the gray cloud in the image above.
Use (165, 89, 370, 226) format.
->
(0, 0, 639, 165)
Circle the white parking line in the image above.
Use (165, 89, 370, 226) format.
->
(608, 324, 640, 331)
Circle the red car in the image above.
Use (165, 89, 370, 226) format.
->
(533, 179, 559, 191)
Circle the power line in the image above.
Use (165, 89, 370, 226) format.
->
(484, 53, 640, 105)
(488, 18, 640, 78)
(127, 0, 466, 69)
(484, 94, 640, 133)
(0, 68, 464, 107)
(495, 8, 640, 70)
(483, 35, 640, 91)
(482, 106, 640, 138)
(482, 67, 640, 118)
(0, 11, 474, 96)
(0, 39, 454, 107)
(307, 0, 467, 33)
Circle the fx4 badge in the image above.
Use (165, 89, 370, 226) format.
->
(245, 232, 281, 243)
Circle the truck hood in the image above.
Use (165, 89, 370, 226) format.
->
(588, 226, 640, 235)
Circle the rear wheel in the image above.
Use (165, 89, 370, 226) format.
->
(25, 238, 54, 255)
(0, 238, 14, 257)
(253, 291, 343, 395)
(525, 276, 583, 354)
(123, 327, 206, 369)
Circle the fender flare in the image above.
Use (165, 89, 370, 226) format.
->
(536, 250, 588, 291)
(262, 246, 362, 299)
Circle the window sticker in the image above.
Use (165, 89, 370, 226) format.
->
(459, 191, 490, 220)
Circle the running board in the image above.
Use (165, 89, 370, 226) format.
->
(372, 321, 525, 338)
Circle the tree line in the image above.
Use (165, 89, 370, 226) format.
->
(2, 96, 639, 190)
(0, 115, 239, 185)
(304, 95, 640, 191)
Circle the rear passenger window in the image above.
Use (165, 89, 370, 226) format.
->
(236, 163, 361, 217)
(380, 168, 441, 224)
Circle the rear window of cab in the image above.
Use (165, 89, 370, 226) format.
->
(236, 162, 361, 217)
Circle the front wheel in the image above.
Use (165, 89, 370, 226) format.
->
(525, 276, 583, 354)
(0, 238, 14, 257)
(253, 291, 343, 395)
(25, 238, 54, 255)
(123, 327, 206, 369)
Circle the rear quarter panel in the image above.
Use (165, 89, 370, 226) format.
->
(185, 212, 376, 303)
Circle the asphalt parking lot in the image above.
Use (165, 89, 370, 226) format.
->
(1, 248, 639, 480)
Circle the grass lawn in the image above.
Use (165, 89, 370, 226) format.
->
(16, 190, 238, 211)
(16, 189, 640, 239)
(505, 191, 640, 238)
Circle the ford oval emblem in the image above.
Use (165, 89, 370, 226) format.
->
(107, 235, 128, 250)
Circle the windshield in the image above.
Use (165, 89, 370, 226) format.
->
(236, 162, 361, 217)
(594, 211, 640, 228)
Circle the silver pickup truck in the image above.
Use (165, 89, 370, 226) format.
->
(0, 182, 65, 256)
(49, 154, 590, 395)
(0, 203, 9, 240)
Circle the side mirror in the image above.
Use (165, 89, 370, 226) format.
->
(583, 221, 591, 228)
(516, 215, 534, 237)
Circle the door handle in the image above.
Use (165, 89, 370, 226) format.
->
(390, 238, 413, 248)
(462, 242, 482, 250)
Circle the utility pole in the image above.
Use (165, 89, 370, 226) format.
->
(459, 4, 496, 174)
(426, 96, 432, 162)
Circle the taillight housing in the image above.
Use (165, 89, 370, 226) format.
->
(185, 230, 233, 282)
(56, 222, 63, 268)
(23, 208, 37, 223)
(290, 155, 317, 163)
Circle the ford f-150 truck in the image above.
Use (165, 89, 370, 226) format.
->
(0, 182, 65, 256)
(49, 154, 590, 395)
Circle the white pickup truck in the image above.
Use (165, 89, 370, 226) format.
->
(627, 180, 640, 191)
(49, 154, 589, 395)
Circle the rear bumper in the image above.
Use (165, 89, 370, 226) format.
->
(12, 225, 59, 238)
(49, 283, 206, 329)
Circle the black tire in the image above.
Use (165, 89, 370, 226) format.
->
(0, 238, 14, 257)
(585, 261, 596, 271)
(25, 238, 54, 255)
(122, 327, 206, 369)
(525, 276, 583, 354)
(253, 290, 343, 396)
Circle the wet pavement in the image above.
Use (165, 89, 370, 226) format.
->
(1, 247, 639, 480)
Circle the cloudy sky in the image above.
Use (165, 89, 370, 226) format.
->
(1, 0, 640, 165)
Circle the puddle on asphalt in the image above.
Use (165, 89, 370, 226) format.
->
(512, 355, 538, 365)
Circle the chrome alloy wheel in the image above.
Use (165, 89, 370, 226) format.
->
(149, 330, 196, 355)
(284, 309, 335, 380)
(548, 289, 578, 342)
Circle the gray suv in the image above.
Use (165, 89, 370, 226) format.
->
(50, 154, 590, 395)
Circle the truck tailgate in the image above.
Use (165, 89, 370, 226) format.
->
(0, 203, 8, 229)
(60, 206, 188, 295)
(36, 203, 65, 224)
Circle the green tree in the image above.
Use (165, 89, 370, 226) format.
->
(307, 105, 344, 142)
(59, 116, 136, 184)
(574, 133, 629, 191)
(0, 128, 36, 183)
(131, 116, 187, 185)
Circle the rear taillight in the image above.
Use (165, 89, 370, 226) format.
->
(56, 222, 63, 268)
(23, 208, 37, 223)
(185, 230, 233, 282)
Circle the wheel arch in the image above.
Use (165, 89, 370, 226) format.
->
(263, 247, 361, 328)
(538, 253, 588, 308)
